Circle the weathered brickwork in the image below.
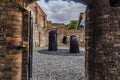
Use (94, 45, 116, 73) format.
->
(85, 0, 120, 80)
(46, 21, 53, 31)
(0, 1, 24, 80)
(52, 23, 66, 45)
(0, 0, 35, 80)
(27, 2, 48, 48)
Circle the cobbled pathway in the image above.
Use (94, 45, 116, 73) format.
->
(33, 46, 85, 80)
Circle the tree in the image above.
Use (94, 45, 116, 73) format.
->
(65, 20, 78, 29)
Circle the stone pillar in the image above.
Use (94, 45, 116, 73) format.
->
(48, 30, 57, 51)
(86, 0, 120, 80)
(70, 35, 79, 53)
(0, 1, 23, 80)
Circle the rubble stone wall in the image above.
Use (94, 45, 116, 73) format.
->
(85, 0, 120, 80)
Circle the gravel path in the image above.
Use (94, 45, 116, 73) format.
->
(33, 46, 85, 80)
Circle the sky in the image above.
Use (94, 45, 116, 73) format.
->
(37, 0, 86, 24)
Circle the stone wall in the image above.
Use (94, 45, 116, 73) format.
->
(109, 7, 120, 80)
(66, 29, 85, 47)
(85, 0, 120, 80)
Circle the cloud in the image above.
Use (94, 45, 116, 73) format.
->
(37, 0, 86, 24)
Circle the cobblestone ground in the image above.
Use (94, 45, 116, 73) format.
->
(33, 46, 85, 80)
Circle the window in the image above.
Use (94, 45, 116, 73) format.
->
(35, 7, 38, 23)
(43, 16, 46, 28)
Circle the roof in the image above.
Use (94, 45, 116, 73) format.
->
(52, 23, 65, 26)
(27, 2, 46, 16)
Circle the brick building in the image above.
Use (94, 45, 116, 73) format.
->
(46, 21, 53, 31)
(66, 29, 85, 47)
(77, 12, 86, 29)
(51, 23, 85, 47)
(52, 23, 66, 44)
(0, 1, 29, 80)
(27, 2, 48, 48)
(0, 1, 48, 79)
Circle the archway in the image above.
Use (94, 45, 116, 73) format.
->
(0, 0, 120, 80)
(28, 0, 120, 80)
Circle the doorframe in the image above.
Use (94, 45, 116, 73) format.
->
(29, 11, 33, 80)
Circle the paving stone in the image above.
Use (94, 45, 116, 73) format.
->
(33, 46, 85, 80)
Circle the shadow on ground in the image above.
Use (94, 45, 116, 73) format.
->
(38, 49, 84, 56)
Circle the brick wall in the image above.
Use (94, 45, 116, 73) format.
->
(66, 29, 85, 47)
(0, 0, 48, 80)
(27, 2, 48, 48)
(0, 1, 23, 80)
(47, 23, 85, 46)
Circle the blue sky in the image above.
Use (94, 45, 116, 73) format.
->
(44, 0, 49, 3)
(37, 0, 86, 24)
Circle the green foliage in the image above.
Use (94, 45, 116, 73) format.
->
(65, 20, 78, 29)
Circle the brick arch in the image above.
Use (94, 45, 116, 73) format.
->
(0, 1, 30, 80)
(0, 0, 48, 80)
(0, 0, 120, 80)
(27, 1, 120, 80)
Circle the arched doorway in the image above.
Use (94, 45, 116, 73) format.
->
(0, 0, 120, 80)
